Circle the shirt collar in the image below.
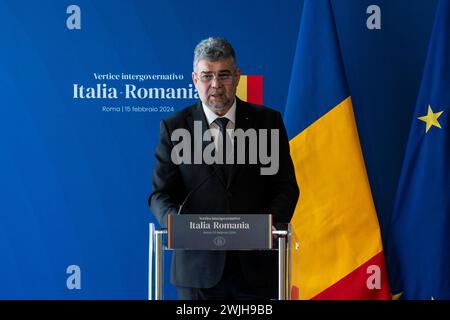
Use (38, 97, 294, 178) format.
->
(202, 98, 236, 126)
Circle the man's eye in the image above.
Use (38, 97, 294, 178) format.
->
(202, 75, 213, 81)
(219, 74, 231, 80)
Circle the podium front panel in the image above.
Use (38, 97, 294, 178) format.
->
(168, 214, 272, 250)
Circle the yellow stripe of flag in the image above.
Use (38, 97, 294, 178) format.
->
(236, 75, 247, 101)
(289, 97, 384, 299)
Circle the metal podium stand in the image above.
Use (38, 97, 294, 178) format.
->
(148, 223, 293, 300)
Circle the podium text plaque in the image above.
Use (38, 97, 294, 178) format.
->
(168, 214, 272, 250)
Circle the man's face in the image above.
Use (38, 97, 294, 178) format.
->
(192, 58, 241, 116)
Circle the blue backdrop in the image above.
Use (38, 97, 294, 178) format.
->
(0, 0, 437, 299)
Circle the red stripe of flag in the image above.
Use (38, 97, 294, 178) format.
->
(246, 75, 263, 105)
(311, 251, 391, 300)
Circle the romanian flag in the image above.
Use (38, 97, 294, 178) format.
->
(236, 75, 263, 104)
(283, 0, 390, 299)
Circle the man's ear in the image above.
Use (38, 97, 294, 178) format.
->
(235, 68, 241, 86)
(192, 71, 199, 89)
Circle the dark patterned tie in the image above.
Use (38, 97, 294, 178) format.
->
(214, 117, 232, 182)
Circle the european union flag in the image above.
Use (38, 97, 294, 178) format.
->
(388, 0, 450, 300)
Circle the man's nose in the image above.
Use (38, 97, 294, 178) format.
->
(211, 77, 222, 88)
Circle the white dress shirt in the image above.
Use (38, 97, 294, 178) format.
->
(202, 99, 236, 148)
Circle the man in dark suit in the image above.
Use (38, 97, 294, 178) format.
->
(148, 37, 299, 300)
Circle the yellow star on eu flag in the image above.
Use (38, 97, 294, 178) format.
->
(418, 105, 444, 133)
(391, 292, 403, 300)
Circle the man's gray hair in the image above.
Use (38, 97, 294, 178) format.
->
(193, 37, 236, 71)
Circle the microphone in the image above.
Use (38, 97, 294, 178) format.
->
(177, 165, 222, 215)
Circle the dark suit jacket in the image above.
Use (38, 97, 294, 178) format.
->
(148, 98, 299, 292)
